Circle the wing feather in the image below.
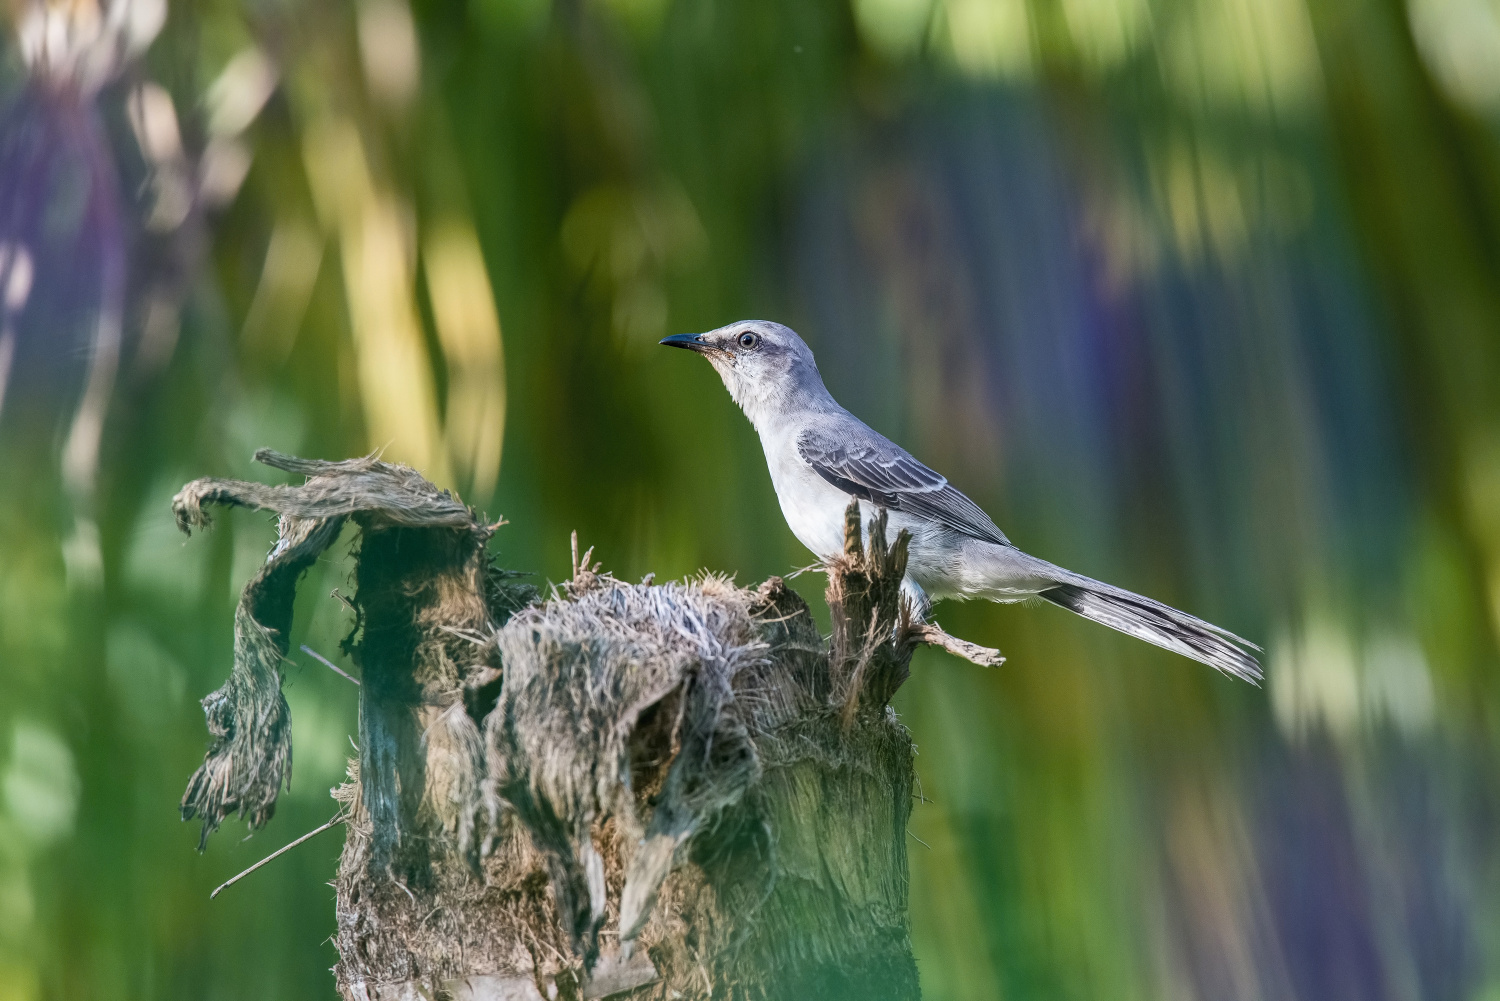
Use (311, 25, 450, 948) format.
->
(797, 424, 1010, 546)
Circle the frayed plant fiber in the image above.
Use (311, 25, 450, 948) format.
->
(485, 571, 769, 959)
(173, 450, 507, 851)
(175, 490, 346, 848)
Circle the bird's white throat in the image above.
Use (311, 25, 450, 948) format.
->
(711, 358, 833, 434)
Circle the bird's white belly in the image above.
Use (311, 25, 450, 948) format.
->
(766, 448, 851, 559)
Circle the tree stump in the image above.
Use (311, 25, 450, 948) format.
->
(172, 452, 995, 999)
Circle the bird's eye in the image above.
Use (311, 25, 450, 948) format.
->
(737, 331, 759, 349)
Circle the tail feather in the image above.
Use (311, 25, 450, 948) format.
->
(1039, 580, 1261, 684)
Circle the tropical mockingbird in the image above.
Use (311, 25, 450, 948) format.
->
(662, 319, 1260, 683)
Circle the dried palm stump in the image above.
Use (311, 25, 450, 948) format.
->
(173, 451, 1000, 1000)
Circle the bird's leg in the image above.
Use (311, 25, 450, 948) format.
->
(896, 577, 1006, 668)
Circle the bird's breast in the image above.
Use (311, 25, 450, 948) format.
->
(761, 434, 850, 559)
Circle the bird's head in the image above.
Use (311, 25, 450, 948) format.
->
(660, 320, 827, 422)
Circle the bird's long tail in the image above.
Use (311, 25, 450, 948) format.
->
(1038, 576, 1261, 684)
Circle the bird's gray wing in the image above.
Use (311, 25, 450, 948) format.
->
(797, 424, 1010, 546)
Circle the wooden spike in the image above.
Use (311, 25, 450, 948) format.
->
(888, 528, 911, 581)
(867, 508, 889, 568)
(842, 500, 864, 559)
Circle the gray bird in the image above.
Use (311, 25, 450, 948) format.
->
(661, 319, 1260, 683)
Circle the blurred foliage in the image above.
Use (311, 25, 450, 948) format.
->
(1, 0, 1499, 998)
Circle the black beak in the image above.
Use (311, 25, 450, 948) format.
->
(659, 332, 709, 353)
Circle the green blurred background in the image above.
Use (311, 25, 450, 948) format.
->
(3, 0, 1500, 997)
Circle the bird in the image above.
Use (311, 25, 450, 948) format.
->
(661, 319, 1261, 683)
